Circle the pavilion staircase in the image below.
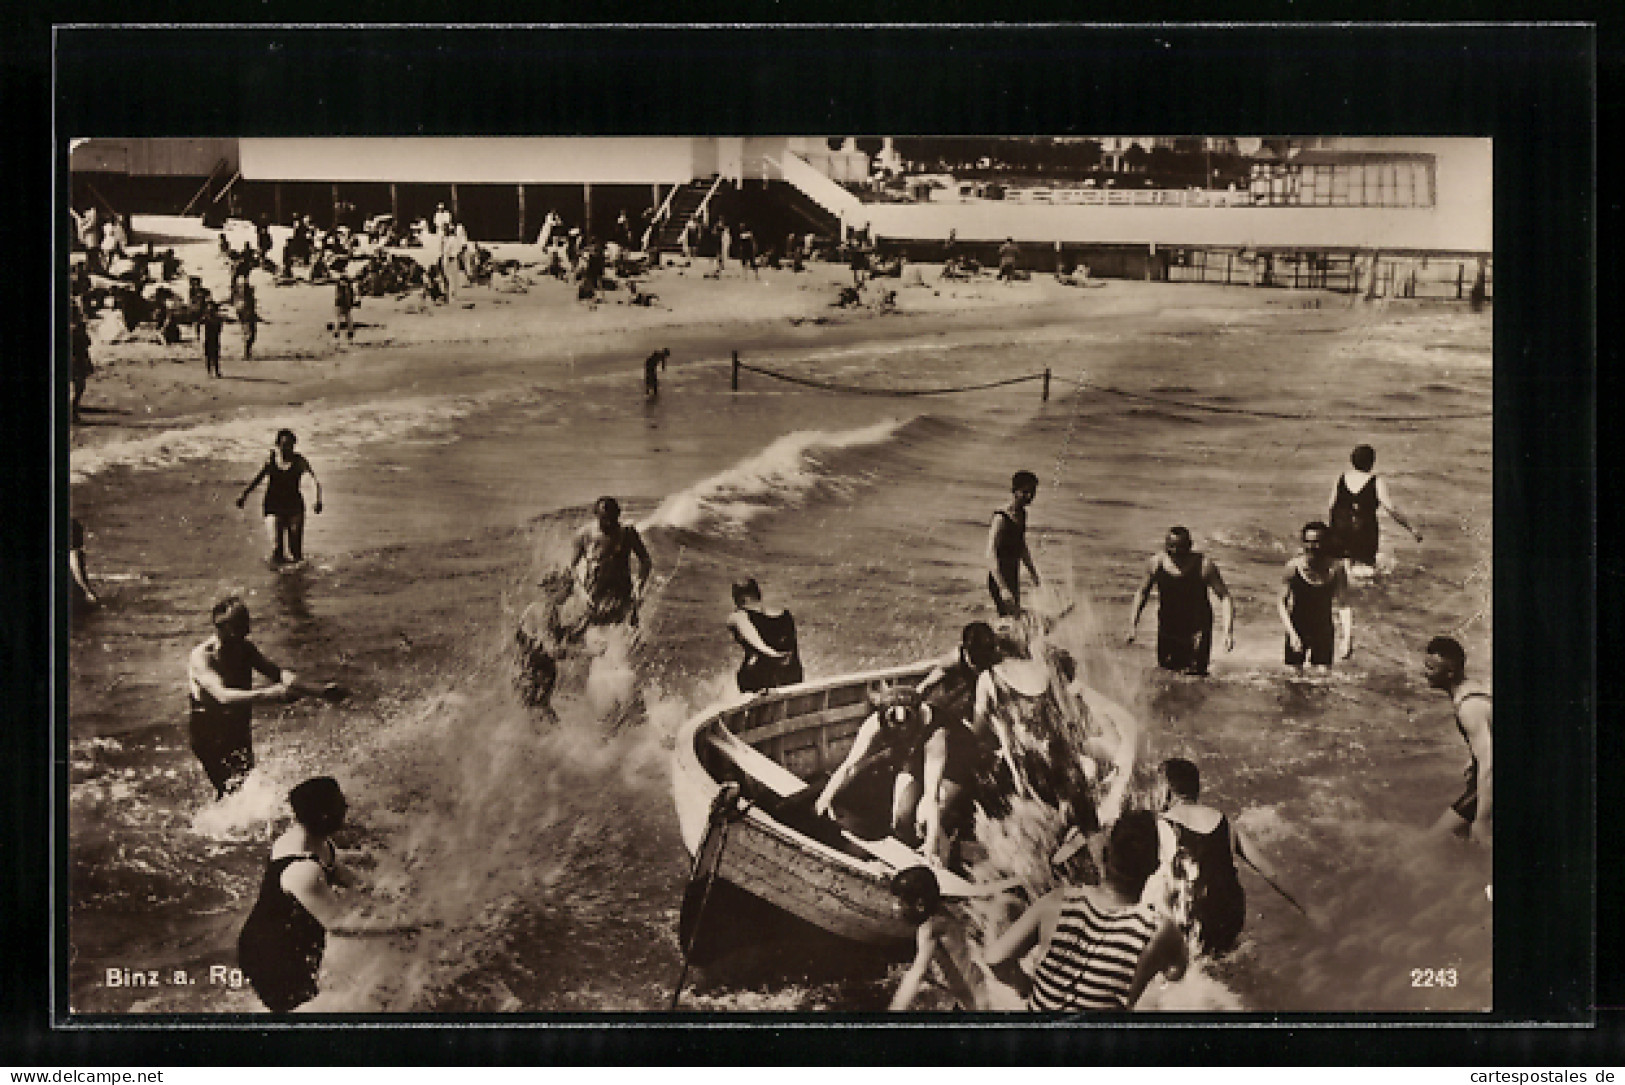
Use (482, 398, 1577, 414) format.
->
(647, 177, 722, 253)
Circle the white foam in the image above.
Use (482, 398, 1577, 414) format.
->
(640, 418, 910, 535)
(69, 392, 512, 484)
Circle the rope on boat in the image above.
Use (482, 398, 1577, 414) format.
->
(669, 782, 744, 1010)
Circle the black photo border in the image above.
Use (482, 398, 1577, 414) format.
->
(2, 16, 1606, 1064)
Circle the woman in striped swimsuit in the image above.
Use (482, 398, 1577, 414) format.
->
(984, 810, 1187, 1011)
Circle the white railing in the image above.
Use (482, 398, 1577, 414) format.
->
(963, 186, 1252, 208)
(766, 152, 868, 223)
(641, 183, 682, 251)
(691, 175, 725, 229)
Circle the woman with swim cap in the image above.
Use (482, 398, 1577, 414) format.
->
(725, 577, 803, 694)
(237, 777, 419, 1012)
(237, 429, 323, 566)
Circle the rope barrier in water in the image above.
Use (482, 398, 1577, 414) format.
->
(1048, 375, 1493, 423)
(730, 356, 1490, 422)
(736, 360, 1047, 398)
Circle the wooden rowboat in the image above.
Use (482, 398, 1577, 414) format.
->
(672, 661, 986, 952)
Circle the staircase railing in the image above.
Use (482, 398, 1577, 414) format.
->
(181, 158, 234, 217)
(690, 175, 725, 232)
(642, 182, 683, 251)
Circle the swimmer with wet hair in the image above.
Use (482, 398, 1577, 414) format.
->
(888, 865, 976, 1011)
(567, 496, 652, 631)
(988, 470, 1041, 618)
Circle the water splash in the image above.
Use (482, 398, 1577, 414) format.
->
(640, 419, 910, 536)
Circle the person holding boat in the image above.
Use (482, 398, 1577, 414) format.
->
(983, 809, 1187, 1011)
(914, 621, 1012, 864)
(725, 578, 803, 694)
(887, 866, 978, 1011)
(814, 686, 934, 842)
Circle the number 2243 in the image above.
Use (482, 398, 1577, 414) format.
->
(1411, 968, 1459, 987)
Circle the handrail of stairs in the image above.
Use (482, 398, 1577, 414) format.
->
(690, 175, 725, 232)
(642, 182, 683, 252)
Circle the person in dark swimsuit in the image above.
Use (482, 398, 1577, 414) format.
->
(186, 595, 304, 797)
(915, 622, 1005, 863)
(1424, 636, 1492, 847)
(1327, 444, 1422, 569)
(725, 578, 803, 694)
(987, 470, 1042, 618)
(1152, 758, 1292, 958)
(814, 686, 935, 843)
(201, 301, 224, 378)
(1127, 526, 1236, 676)
(237, 429, 323, 565)
(238, 777, 418, 1012)
(643, 347, 669, 400)
(1277, 521, 1352, 670)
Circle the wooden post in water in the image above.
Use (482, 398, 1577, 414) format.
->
(1042, 368, 1051, 402)
(1457, 262, 1465, 300)
(732, 350, 740, 392)
(517, 184, 527, 245)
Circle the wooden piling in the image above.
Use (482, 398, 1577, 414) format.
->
(1042, 368, 1051, 402)
(732, 351, 740, 392)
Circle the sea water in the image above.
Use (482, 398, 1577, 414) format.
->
(67, 285, 1492, 1013)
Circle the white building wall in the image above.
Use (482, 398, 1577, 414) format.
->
(239, 138, 700, 185)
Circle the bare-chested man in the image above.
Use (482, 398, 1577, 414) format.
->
(568, 496, 653, 630)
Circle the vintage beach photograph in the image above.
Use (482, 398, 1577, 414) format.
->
(64, 133, 1493, 1015)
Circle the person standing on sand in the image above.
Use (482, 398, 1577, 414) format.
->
(186, 595, 317, 797)
(1326, 444, 1422, 573)
(643, 347, 669, 400)
(201, 301, 224, 378)
(332, 275, 356, 344)
(1277, 521, 1352, 671)
(998, 237, 1021, 282)
(716, 222, 731, 275)
(237, 429, 323, 566)
(1424, 636, 1492, 848)
(239, 281, 260, 360)
(988, 470, 1042, 619)
(567, 497, 652, 631)
(1127, 526, 1235, 676)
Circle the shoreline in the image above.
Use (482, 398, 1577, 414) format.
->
(69, 243, 1482, 457)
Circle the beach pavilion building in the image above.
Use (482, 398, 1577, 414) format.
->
(71, 136, 1489, 296)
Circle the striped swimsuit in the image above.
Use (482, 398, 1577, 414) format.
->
(1028, 890, 1161, 1011)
